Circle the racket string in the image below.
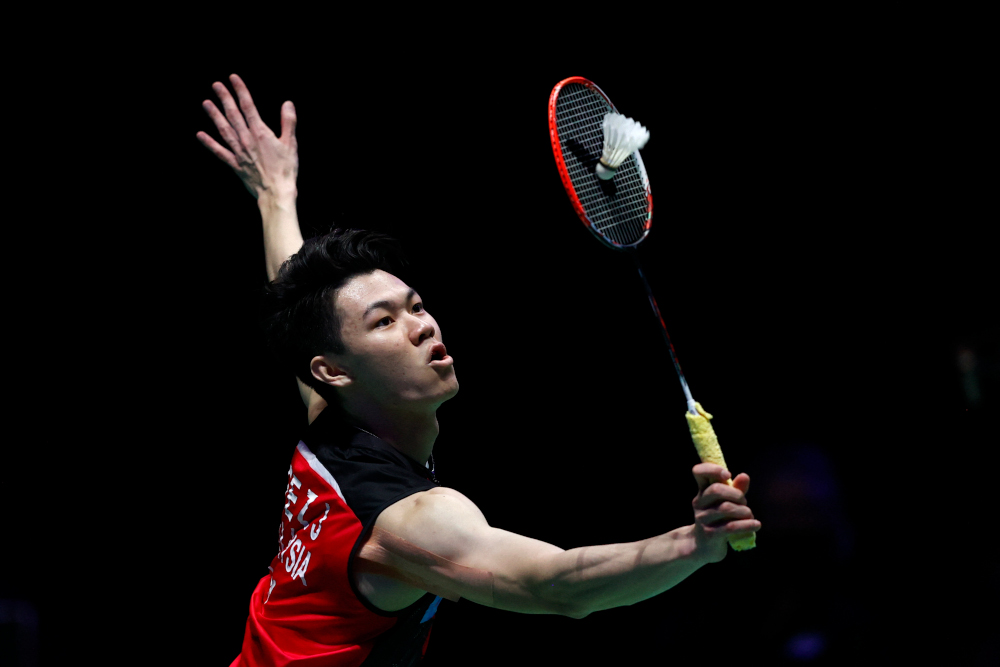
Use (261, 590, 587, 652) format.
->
(555, 83, 650, 247)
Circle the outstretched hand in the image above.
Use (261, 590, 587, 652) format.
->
(196, 74, 298, 201)
(690, 463, 760, 563)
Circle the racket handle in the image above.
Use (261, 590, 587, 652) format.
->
(685, 402, 756, 552)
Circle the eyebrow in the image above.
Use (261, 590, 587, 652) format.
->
(362, 288, 417, 320)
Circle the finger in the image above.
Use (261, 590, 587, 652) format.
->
(202, 100, 247, 155)
(212, 80, 253, 147)
(731, 473, 751, 495)
(700, 500, 755, 522)
(279, 100, 297, 141)
(693, 483, 747, 509)
(723, 519, 761, 535)
(692, 463, 731, 492)
(229, 73, 268, 133)
(693, 463, 730, 480)
(698, 512, 757, 531)
(196, 131, 240, 171)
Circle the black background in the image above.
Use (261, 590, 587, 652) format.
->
(5, 11, 996, 666)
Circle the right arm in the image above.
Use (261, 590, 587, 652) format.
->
(363, 463, 760, 618)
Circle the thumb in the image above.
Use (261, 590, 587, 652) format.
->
(731, 472, 751, 494)
(280, 101, 297, 140)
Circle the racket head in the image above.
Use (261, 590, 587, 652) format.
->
(548, 77, 653, 251)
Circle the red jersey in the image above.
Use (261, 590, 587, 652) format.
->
(231, 411, 441, 666)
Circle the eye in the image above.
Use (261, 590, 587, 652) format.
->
(376, 316, 392, 328)
(413, 302, 424, 313)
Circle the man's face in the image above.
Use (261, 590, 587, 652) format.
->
(326, 269, 458, 410)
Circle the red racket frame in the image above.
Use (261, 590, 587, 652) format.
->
(547, 76, 654, 251)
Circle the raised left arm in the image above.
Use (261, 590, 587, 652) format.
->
(196, 73, 303, 281)
(198, 74, 325, 416)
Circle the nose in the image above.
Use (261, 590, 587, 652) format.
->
(408, 313, 435, 345)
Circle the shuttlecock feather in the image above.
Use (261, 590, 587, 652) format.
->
(595, 113, 650, 180)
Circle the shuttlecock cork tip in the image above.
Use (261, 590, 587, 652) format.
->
(596, 112, 650, 180)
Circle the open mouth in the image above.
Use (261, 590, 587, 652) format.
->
(428, 341, 451, 365)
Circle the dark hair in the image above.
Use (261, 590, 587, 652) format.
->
(260, 228, 408, 400)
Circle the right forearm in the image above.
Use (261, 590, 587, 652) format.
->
(258, 192, 303, 282)
(545, 525, 708, 617)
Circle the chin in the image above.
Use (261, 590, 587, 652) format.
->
(434, 377, 460, 406)
(399, 378, 459, 410)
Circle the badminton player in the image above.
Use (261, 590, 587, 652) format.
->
(198, 74, 761, 667)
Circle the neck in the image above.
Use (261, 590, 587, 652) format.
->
(344, 402, 440, 466)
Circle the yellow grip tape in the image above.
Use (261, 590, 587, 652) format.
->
(685, 402, 756, 552)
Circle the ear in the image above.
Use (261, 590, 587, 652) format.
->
(310, 354, 353, 390)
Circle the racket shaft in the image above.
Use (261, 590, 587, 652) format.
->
(632, 253, 697, 414)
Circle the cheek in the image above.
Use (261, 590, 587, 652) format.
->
(358, 341, 411, 379)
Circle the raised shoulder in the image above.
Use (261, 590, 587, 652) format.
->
(396, 486, 487, 526)
(356, 486, 578, 617)
(423, 485, 482, 506)
(371, 486, 492, 567)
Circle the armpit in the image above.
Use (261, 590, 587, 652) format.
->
(355, 526, 495, 604)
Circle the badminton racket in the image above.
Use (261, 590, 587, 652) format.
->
(547, 76, 755, 551)
(547, 76, 695, 414)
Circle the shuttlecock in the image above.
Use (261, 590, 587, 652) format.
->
(595, 113, 650, 180)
